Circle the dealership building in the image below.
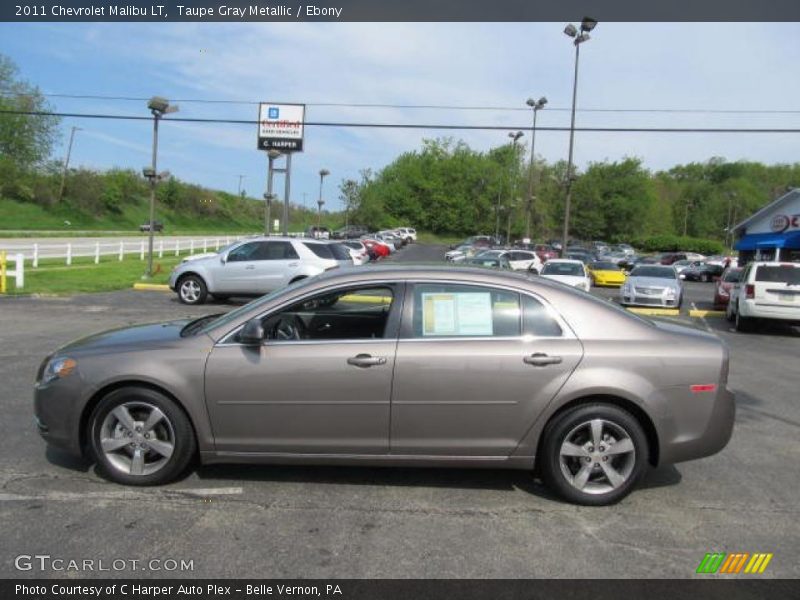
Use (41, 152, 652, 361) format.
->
(733, 188, 800, 263)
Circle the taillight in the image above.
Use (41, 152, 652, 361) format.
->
(745, 284, 755, 299)
(690, 384, 717, 393)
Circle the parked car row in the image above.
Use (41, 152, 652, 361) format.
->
(168, 228, 415, 305)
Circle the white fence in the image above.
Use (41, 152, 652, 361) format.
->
(1, 236, 253, 268)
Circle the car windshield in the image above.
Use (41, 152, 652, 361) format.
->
(542, 263, 584, 276)
(590, 262, 620, 271)
(631, 266, 676, 279)
(722, 269, 742, 282)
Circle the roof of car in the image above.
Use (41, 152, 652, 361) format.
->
(544, 259, 584, 265)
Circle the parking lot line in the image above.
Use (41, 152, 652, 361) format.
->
(689, 309, 726, 318)
(625, 307, 681, 316)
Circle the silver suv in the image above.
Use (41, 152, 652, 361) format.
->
(168, 237, 354, 305)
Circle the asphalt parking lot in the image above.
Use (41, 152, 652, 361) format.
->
(0, 243, 798, 578)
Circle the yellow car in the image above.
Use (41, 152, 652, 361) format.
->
(587, 261, 627, 287)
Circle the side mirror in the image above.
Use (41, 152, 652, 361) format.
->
(239, 318, 264, 345)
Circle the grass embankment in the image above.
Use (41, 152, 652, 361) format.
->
(3, 254, 182, 295)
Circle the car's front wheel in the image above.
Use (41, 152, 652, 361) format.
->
(177, 274, 207, 305)
(89, 387, 196, 486)
(539, 404, 648, 506)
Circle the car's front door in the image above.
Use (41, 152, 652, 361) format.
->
(390, 283, 583, 456)
(215, 241, 263, 293)
(204, 284, 402, 454)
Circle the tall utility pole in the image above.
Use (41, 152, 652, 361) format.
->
(237, 174, 246, 197)
(524, 97, 547, 241)
(58, 126, 81, 203)
(144, 96, 178, 278)
(507, 131, 524, 245)
(318, 169, 330, 231)
(561, 17, 596, 256)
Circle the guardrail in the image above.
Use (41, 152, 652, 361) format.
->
(0, 251, 24, 292)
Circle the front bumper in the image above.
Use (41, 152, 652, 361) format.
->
(33, 377, 87, 458)
(620, 292, 680, 307)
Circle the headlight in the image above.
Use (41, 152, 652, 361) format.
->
(41, 357, 77, 385)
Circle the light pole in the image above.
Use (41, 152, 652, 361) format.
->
(561, 17, 596, 256)
(524, 97, 547, 241)
(318, 169, 330, 232)
(265, 150, 281, 235)
(237, 174, 246, 197)
(144, 96, 178, 278)
(507, 131, 524, 245)
(58, 126, 82, 203)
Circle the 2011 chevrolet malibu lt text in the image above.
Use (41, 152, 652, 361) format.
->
(33, 266, 735, 505)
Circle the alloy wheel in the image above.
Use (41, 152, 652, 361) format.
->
(180, 279, 201, 303)
(558, 418, 636, 495)
(99, 401, 175, 476)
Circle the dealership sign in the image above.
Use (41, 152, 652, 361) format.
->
(258, 103, 305, 152)
(770, 213, 800, 233)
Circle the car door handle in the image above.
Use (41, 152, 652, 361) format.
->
(288, 262, 299, 267)
(245, 264, 255, 270)
(524, 353, 563, 367)
(347, 354, 387, 367)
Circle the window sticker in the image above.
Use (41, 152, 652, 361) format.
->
(422, 292, 493, 336)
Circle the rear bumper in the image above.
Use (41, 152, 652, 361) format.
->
(658, 386, 736, 465)
(739, 300, 800, 321)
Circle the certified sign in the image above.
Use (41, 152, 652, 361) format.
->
(258, 103, 305, 152)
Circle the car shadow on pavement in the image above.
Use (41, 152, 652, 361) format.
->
(195, 462, 683, 498)
(45, 446, 93, 473)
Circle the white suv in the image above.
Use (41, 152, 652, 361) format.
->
(726, 261, 800, 332)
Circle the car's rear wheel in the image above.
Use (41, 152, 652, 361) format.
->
(89, 387, 196, 486)
(735, 308, 754, 333)
(539, 404, 648, 506)
(177, 274, 207, 305)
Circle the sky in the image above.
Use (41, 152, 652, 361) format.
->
(2, 22, 800, 211)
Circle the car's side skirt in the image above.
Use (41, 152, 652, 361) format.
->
(201, 451, 535, 470)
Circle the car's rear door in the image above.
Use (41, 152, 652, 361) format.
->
(389, 282, 583, 456)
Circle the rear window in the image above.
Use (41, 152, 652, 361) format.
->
(328, 243, 353, 260)
(755, 265, 800, 284)
(303, 243, 333, 259)
(542, 263, 584, 276)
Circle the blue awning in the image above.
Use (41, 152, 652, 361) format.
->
(735, 231, 800, 251)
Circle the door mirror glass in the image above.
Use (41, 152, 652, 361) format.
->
(239, 318, 265, 345)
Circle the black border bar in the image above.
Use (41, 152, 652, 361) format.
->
(4, 0, 800, 22)
(4, 579, 800, 600)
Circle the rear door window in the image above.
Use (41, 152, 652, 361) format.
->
(303, 243, 334, 259)
(257, 241, 299, 260)
(410, 284, 520, 338)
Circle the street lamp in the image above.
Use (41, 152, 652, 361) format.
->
(317, 169, 330, 232)
(58, 126, 82, 204)
(560, 17, 596, 256)
(263, 192, 276, 236)
(524, 97, 547, 241)
(506, 131, 524, 244)
(144, 96, 178, 278)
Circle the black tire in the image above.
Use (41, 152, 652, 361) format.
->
(735, 309, 754, 333)
(177, 274, 208, 305)
(539, 403, 649, 506)
(89, 386, 196, 486)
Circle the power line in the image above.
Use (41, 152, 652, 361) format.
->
(4, 109, 800, 134)
(3, 91, 800, 115)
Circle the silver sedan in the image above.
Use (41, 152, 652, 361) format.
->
(620, 265, 684, 308)
(35, 265, 733, 505)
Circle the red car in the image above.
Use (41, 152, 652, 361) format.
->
(534, 244, 559, 262)
(361, 238, 391, 260)
(713, 267, 743, 309)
